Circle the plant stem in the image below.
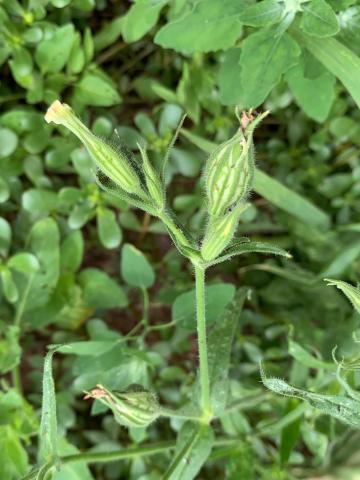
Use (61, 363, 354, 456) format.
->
(194, 264, 211, 419)
(62, 441, 175, 465)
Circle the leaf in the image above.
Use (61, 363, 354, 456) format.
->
(0, 127, 18, 158)
(239, 0, 284, 27)
(180, 129, 331, 229)
(288, 339, 334, 370)
(210, 241, 291, 266)
(207, 288, 249, 415)
(285, 53, 336, 122)
(300, 0, 339, 38)
(7, 253, 40, 276)
(73, 70, 122, 107)
(79, 268, 128, 309)
(172, 283, 235, 330)
(280, 399, 302, 466)
(122, 0, 168, 43)
(238, 28, 300, 107)
(60, 231, 84, 273)
(0, 177, 9, 203)
(261, 364, 360, 428)
(154, 0, 247, 53)
(35, 24, 75, 73)
(292, 27, 360, 109)
(253, 169, 330, 229)
(1, 268, 18, 303)
(120, 243, 155, 289)
(97, 207, 122, 249)
(0, 325, 21, 374)
(26, 218, 60, 310)
(39, 346, 63, 463)
(0, 217, 11, 256)
(325, 279, 360, 315)
(218, 48, 243, 105)
(53, 438, 94, 480)
(163, 422, 214, 480)
(321, 239, 360, 277)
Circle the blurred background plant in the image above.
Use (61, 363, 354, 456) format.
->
(1, 0, 360, 479)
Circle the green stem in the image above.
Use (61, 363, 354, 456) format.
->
(62, 441, 174, 465)
(11, 274, 34, 393)
(194, 264, 211, 419)
(141, 287, 149, 328)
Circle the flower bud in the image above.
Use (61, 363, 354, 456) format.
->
(45, 100, 145, 198)
(205, 110, 268, 218)
(84, 384, 160, 428)
(201, 203, 247, 261)
(137, 143, 165, 210)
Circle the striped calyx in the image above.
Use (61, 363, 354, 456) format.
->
(84, 384, 160, 428)
(45, 100, 145, 198)
(201, 203, 248, 261)
(205, 109, 269, 218)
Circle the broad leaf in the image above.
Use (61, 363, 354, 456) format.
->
(300, 0, 339, 38)
(121, 243, 155, 289)
(238, 27, 300, 107)
(155, 0, 247, 53)
(163, 422, 214, 480)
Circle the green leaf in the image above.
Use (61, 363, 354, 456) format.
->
(0, 127, 18, 158)
(0, 217, 11, 256)
(0, 325, 21, 374)
(0, 177, 9, 203)
(239, 0, 284, 27)
(288, 339, 334, 370)
(22, 189, 58, 215)
(9, 47, 33, 89)
(210, 241, 291, 266)
(35, 24, 75, 73)
(26, 218, 60, 310)
(0, 426, 29, 478)
(321, 239, 360, 277)
(238, 28, 300, 107)
(218, 47, 243, 105)
(253, 169, 330, 229)
(73, 70, 122, 107)
(79, 268, 128, 309)
(172, 283, 235, 330)
(292, 27, 360, 109)
(163, 422, 214, 480)
(1, 268, 18, 303)
(280, 399, 302, 466)
(39, 346, 62, 463)
(155, 0, 247, 53)
(300, 0, 339, 38)
(208, 288, 249, 415)
(121, 243, 155, 289)
(7, 253, 40, 276)
(261, 364, 360, 428)
(285, 54, 335, 122)
(122, 0, 168, 43)
(97, 207, 122, 249)
(60, 231, 84, 273)
(325, 279, 360, 315)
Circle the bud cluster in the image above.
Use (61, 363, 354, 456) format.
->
(201, 110, 268, 262)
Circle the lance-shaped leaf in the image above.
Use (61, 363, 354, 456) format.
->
(207, 288, 249, 415)
(39, 345, 63, 463)
(207, 240, 291, 267)
(325, 278, 360, 315)
(163, 422, 214, 480)
(261, 364, 360, 428)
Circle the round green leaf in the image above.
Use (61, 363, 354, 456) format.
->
(121, 243, 155, 289)
(0, 128, 18, 158)
(97, 207, 122, 249)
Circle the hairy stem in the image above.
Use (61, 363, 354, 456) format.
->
(194, 264, 211, 419)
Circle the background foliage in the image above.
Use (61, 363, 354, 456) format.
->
(1, 0, 360, 478)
